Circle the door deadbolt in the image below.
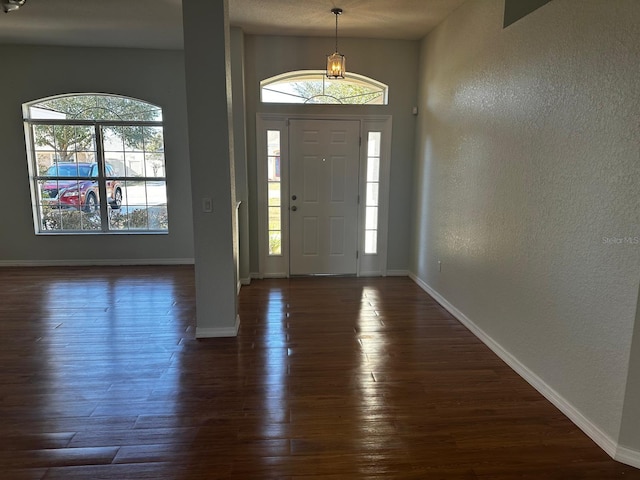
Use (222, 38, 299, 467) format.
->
(291, 195, 297, 200)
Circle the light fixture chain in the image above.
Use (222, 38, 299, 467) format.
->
(335, 11, 339, 52)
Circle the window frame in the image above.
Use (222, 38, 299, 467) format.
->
(261, 70, 389, 105)
(24, 95, 168, 235)
(364, 131, 382, 255)
(256, 113, 392, 278)
(266, 129, 283, 256)
(256, 116, 290, 277)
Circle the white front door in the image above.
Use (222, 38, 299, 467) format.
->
(289, 119, 360, 275)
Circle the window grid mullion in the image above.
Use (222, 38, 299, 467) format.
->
(95, 124, 110, 232)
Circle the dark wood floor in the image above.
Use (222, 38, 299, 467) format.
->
(0, 266, 637, 479)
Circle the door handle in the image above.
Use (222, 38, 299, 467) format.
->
(291, 206, 297, 212)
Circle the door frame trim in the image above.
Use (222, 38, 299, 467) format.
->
(256, 113, 392, 278)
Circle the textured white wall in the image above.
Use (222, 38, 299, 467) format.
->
(412, 0, 640, 447)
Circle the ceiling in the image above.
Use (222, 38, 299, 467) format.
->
(0, 0, 467, 50)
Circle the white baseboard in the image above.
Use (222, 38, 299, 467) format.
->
(408, 272, 639, 469)
(196, 315, 240, 338)
(240, 277, 252, 286)
(0, 258, 195, 267)
(615, 445, 640, 469)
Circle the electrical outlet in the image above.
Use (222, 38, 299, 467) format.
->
(202, 197, 213, 213)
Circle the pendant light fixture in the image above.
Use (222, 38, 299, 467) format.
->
(326, 7, 346, 79)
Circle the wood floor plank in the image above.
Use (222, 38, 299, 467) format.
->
(0, 266, 638, 478)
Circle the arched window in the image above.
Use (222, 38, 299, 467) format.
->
(261, 70, 388, 105)
(23, 94, 168, 233)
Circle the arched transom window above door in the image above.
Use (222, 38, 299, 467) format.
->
(261, 70, 388, 105)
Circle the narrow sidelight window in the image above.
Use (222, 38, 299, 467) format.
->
(364, 132, 381, 254)
(267, 130, 282, 255)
